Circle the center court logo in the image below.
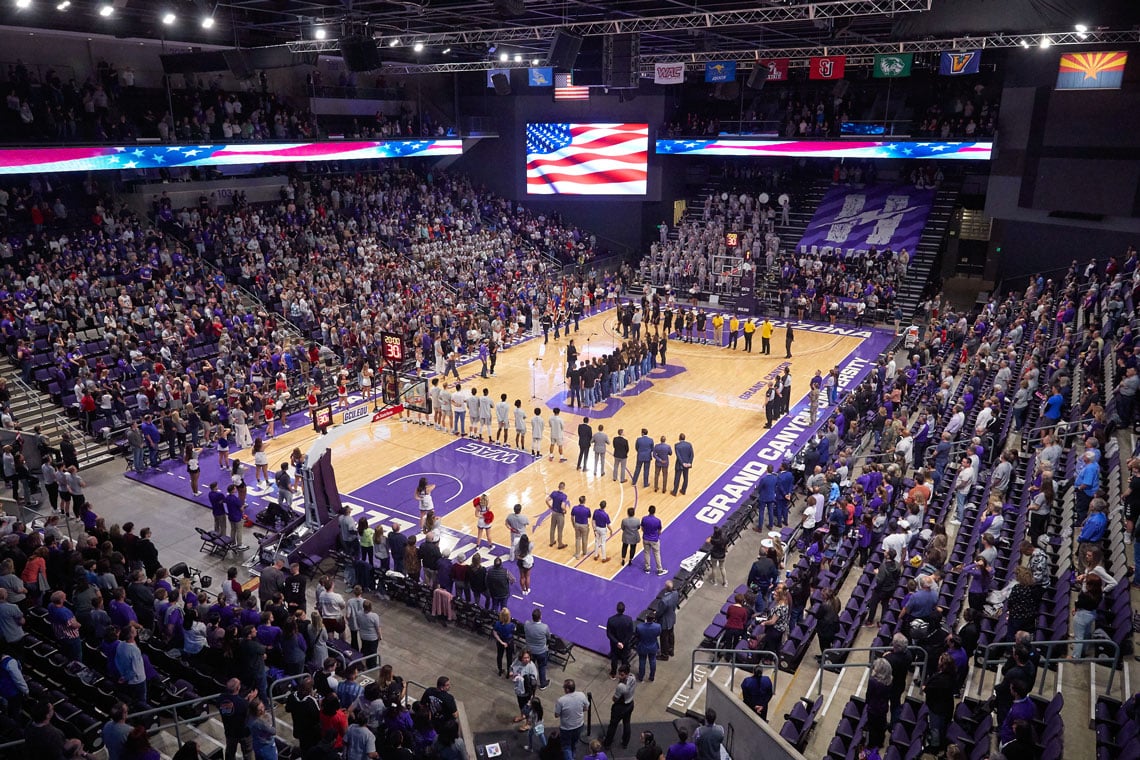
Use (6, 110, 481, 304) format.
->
(456, 442, 520, 464)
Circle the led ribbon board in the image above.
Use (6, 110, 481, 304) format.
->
(655, 139, 992, 160)
(0, 139, 465, 175)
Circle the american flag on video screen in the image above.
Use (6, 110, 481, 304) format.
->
(553, 72, 590, 101)
(526, 123, 648, 195)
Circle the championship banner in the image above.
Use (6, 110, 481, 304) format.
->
(797, 184, 936, 255)
(654, 62, 685, 84)
(940, 50, 980, 76)
(1056, 51, 1127, 90)
(705, 61, 736, 83)
(873, 53, 913, 78)
(809, 56, 846, 80)
(759, 59, 790, 82)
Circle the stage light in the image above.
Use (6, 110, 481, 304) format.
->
(1040, 35, 1052, 48)
(441, 47, 451, 54)
(56, 0, 71, 8)
(1074, 23, 1087, 33)
(1020, 39, 1029, 48)
(413, 42, 424, 52)
(532, 58, 539, 65)
(514, 53, 522, 62)
(499, 52, 508, 62)
(162, 11, 176, 25)
(15, 0, 31, 9)
(314, 27, 326, 39)
(201, 15, 214, 29)
(98, 3, 114, 16)
(389, 37, 400, 47)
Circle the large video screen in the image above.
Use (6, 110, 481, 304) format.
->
(525, 123, 648, 195)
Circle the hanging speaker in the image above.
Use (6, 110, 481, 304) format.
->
(547, 30, 583, 70)
(223, 49, 255, 80)
(746, 65, 768, 90)
(491, 72, 512, 95)
(340, 36, 380, 72)
(602, 33, 640, 89)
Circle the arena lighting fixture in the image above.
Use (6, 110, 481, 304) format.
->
(1075, 23, 1088, 39)
(413, 41, 424, 52)
(531, 58, 539, 65)
(441, 47, 451, 54)
(162, 11, 176, 25)
(1019, 38, 1029, 48)
(389, 37, 400, 46)
(98, 3, 114, 17)
(1040, 35, 1052, 48)
(499, 51, 508, 61)
(15, 0, 31, 10)
(201, 15, 214, 29)
(314, 27, 326, 39)
(56, 0, 70, 8)
(514, 53, 522, 62)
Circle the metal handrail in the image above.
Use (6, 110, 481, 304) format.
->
(688, 647, 779, 691)
(816, 645, 931, 699)
(973, 638, 1123, 699)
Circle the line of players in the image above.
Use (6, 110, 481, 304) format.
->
(613, 299, 795, 356)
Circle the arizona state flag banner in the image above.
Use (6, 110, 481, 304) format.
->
(940, 50, 980, 76)
(1056, 51, 1128, 90)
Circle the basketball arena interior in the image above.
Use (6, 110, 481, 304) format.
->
(0, 2, 1139, 760)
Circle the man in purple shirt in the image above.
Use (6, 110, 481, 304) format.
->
(225, 485, 246, 551)
(998, 679, 1035, 745)
(640, 505, 666, 576)
(546, 482, 569, 549)
(208, 482, 227, 536)
(571, 496, 592, 560)
(666, 727, 698, 760)
(592, 501, 612, 563)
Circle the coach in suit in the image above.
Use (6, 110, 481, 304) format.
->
(605, 602, 635, 677)
(612, 429, 630, 483)
(671, 434, 695, 496)
(576, 417, 593, 471)
(632, 429, 653, 487)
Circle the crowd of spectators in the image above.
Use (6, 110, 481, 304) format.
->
(722, 252, 1139, 757)
(0, 57, 452, 145)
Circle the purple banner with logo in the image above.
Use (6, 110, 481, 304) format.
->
(798, 184, 934, 255)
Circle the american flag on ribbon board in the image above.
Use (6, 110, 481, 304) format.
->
(553, 72, 590, 101)
(525, 123, 648, 195)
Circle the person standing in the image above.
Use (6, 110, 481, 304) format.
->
(592, 424, 609, 477)
(712, 313, 724, 346)
(225, 485, 246, 552)
(524, 609, 551, 690)
(779, 368, 792, 416)
(612, 429, 630, 483)
(784, 324, 795, 358)
(635, 612, 661, 682)
(760, 318, 773, 355)
(576, 417, 593, 472)
(651, 436, 672, 493)
(510, 650, 539, 731)
(620, 508, 641, 567)
(693, 709, 725, 760)
(602, 663, 637, 751)
(671, 433, 694, 496)
(632, 429, 653, 487)
(493, 607, 516, 677)
(546, 483, 569, 549)
(658, 581, 680, 660)
(728, 315, 740, 349)
(593, 501, 612, 562)
(605, 602, 635, 678)
(571, 496, 592, 559)
(640, 505, 665, 576)
(741, 665, 774, 720)
(548, 408, 567, 463)
(554, 679, 590, 760)
(217, 680, 253, 760)
(506, 504, 530, 561)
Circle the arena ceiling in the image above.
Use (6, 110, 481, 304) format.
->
(4, 0, 1139, 69)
